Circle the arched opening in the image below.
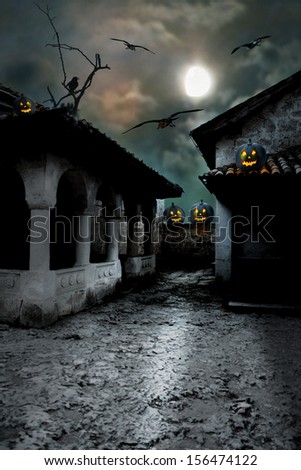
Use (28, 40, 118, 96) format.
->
(50, 170, 87, 270)
(0, 168, 30, 269)
(90, 183, 116, 263)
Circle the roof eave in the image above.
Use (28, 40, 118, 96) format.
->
(190, 69, 301, 168)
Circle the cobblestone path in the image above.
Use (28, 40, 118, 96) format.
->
(1, 267, 301, 450)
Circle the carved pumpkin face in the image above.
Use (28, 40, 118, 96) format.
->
(164, 203, 185, 224)
(236, 139, 267, 171)
(14, 95, 36, 115)
(190, 200, 214, 224)
(194, 207, 207, 222)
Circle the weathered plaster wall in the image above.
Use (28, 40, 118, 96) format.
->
(212, 88, 301, 293)
(216, 87, 301, 166)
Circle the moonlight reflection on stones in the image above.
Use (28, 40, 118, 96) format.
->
(1, 268, 301, 450)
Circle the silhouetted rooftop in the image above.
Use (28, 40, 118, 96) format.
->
(200, 145, 301, 180)
(190, 69, 301, 169)
(0, 84, 183, 200)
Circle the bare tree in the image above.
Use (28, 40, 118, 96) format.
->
(35, 3, 110, 115)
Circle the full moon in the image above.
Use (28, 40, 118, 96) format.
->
(185, 66, 211, 97)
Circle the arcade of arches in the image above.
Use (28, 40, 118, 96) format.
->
(0, 163, 162, 327)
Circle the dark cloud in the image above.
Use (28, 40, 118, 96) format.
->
(1, 0, 300, 211)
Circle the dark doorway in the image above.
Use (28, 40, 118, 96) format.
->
(50, 170, 87, 270)
(0, 168, 30, 269)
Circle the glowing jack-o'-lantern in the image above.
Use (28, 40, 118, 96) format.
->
(14, 94, 36, 115)
(190, 200, 214, 224)
(236, 139, 267, 171)
(164, 202, 186, 224)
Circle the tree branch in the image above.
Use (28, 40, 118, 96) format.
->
(35, 3, 110, 115)
(35, 3, 67, 83)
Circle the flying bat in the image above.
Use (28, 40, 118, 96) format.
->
(122, 109, 204, 134)
(110, 38, 155, 54)
(231, 35, 271, 54)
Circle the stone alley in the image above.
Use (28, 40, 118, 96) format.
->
(1, 266, 301, 450)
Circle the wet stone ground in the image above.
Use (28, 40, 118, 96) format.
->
(1, 266, 301, 450)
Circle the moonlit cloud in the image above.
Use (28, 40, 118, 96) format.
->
(87, 79, 157, 130)
(133, 0, 245, 31)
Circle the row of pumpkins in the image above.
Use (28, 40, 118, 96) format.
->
(164, 141, 268, 225)
(164, 200, 214, 225)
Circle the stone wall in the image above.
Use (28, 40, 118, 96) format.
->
(159, 223, 215, 268)
(216, 87, 301, 167)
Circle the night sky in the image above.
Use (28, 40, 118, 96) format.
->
(1, 0, 301, 211)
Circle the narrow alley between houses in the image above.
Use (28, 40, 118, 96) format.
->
(1, 266, 301, 450)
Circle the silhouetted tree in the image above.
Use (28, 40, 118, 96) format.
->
(35, 3, 110, 115)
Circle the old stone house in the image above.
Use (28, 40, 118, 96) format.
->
(190, 69, 301, 308)
(0, 85, 182, 327)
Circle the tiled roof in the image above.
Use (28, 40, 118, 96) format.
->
(0, 84, 20, 115)
(0, 85, 183, 199)
(200, 145, 301, 181)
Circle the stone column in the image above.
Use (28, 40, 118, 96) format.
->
(128, 210, 145, 257)
(74, 214, 91, 266)
(215, 200, 232, 284)
(114, 194, 127, 256)
(115, 194, 123, 219)
(106, 217, 119, 262)
(28, 209, 51, 271)
(150, 220, 158, 254)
